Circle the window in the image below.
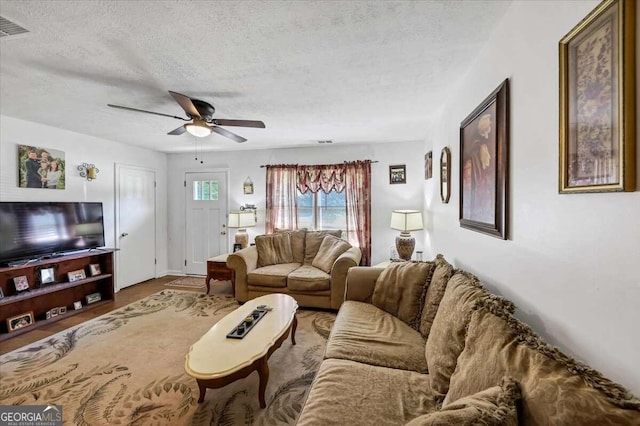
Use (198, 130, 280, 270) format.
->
(192, 180, 218, 201)
(297, 189, 347, 231)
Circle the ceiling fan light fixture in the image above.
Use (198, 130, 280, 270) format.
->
(185, 121, 212, 138)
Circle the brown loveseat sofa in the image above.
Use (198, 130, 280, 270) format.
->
(227, 229, 362, 310)
(296, 256, 640, 425)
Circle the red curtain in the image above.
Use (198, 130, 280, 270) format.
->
(265, 164, 299, 234)
(344, 161, 372, 265)
(265, 161, 371, 265)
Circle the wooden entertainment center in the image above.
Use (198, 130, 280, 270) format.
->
(0, 250, 115, 341)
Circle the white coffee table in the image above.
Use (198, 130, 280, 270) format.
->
(184, 293, 298, 407)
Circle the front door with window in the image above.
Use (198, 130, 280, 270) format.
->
(185, 171, 228, 275)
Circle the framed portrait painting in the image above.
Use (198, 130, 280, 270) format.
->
(425, 151, 433, 180)
(18, 145, 66, 189)
(559, 0, 636, 193)
(459, 79, 509, 239)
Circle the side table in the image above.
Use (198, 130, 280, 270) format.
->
(206, 253, 235, 296)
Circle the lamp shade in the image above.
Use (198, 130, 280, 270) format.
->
(390, 210, 423, 232)
(228, 211, 255, 229)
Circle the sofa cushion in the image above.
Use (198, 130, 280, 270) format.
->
(296, 358, 437, 426)
(275, 228, 307, 264)
(372, 261, 434, 327)
(303, 230, 342, 265)
(425, 271, 515, 399)
(443, 298, 640, 425)
(247, 263, 300, 288)
(405, 377, 520, 426)
(255, 233, 294, 267)
(324, 301, 428, 372)
(287, 265, 330, 291)
(418, 254, 453, 338)
(311, 235, 352, 273)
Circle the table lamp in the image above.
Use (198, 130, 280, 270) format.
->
(390, 210, 424, 261)
(228, 211, 256, 248)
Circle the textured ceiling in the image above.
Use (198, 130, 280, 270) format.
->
(0, 0, 511, 153)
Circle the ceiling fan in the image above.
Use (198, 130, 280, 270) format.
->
(107, 91, 265, 143)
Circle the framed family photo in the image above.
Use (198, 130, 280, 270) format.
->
(459, 79, 509, 239)
(13, 275, 30, 292)
(18, 145, 66, 189)
(7, 311, 35, 332)
(559, 0, 636, 193)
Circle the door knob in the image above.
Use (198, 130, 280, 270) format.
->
(220, 231, 226, 236)
(121, 232, 129, 237)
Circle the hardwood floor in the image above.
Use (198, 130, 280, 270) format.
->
(0, 275, 228, 356)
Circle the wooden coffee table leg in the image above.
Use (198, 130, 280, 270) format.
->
(197, 380, 207, 403)
(291, 315, 297, 345)
(257, 356, 269, 408)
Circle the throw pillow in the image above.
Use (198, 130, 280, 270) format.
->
(255, 233, 294, 267)
(443, 297, 640, 425)
(425, 271, 515, 400)
(303, 230, 342, 265)
(418, 254, 453, 338)
(311, 235, 352, 273)
(404, 377, 520, 426)
(275, 228, 307, 264)
(371, 261, 434, 327)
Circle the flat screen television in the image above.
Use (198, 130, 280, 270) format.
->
(0, 202, 105, 265)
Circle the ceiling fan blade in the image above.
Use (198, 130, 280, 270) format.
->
(211, 126, 247, 143)
(167, 125, 186, 135)
(212, 119, 266, 128)
(169, 91, 201, 119)
(108, 104, 186, 120)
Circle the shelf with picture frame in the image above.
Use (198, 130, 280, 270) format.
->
(0, 250, 115, 341)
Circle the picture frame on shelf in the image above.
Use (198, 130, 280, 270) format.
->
(440, 147, 451, 203)
(51, 307, 59, 317)
(38, 266, 57, 286)
(68, 269, 86, 282)
(46, 310, 51, 320)
(13, 275, 30, 292)
(74, 301, 83, 310)
(7, 311, 35, 332)
(459, 79, 509, 240)
(59, 306, 67, 315)
(85, 292, 102, 305)
(389, 164, 406, 184)
(559, 0, 636, 193)
(233, 243, 243, 253)
(0, 287, 4, 298)
(89, 263, 101, 276)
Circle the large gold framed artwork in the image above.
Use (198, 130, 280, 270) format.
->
(559, 0, 636, 193)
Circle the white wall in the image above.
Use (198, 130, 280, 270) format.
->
(0, 115, 169, 280)
(425, 1, 640, 394)
(166, 141, 425, 273)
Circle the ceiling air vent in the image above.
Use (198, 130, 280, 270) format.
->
(317, 140, 333, 144)
(0, 16, 29, 38)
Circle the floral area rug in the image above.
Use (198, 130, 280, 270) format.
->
(0, 289, 335, 425)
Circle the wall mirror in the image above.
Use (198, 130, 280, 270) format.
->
(440, 147, 451, 203)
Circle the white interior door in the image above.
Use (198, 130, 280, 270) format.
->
(116, 165, 156, 290)
(185, 171, 228, 275)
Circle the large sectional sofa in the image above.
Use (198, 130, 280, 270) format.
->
(296, 256, 640, 425)
(227, 229, 362, 310)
